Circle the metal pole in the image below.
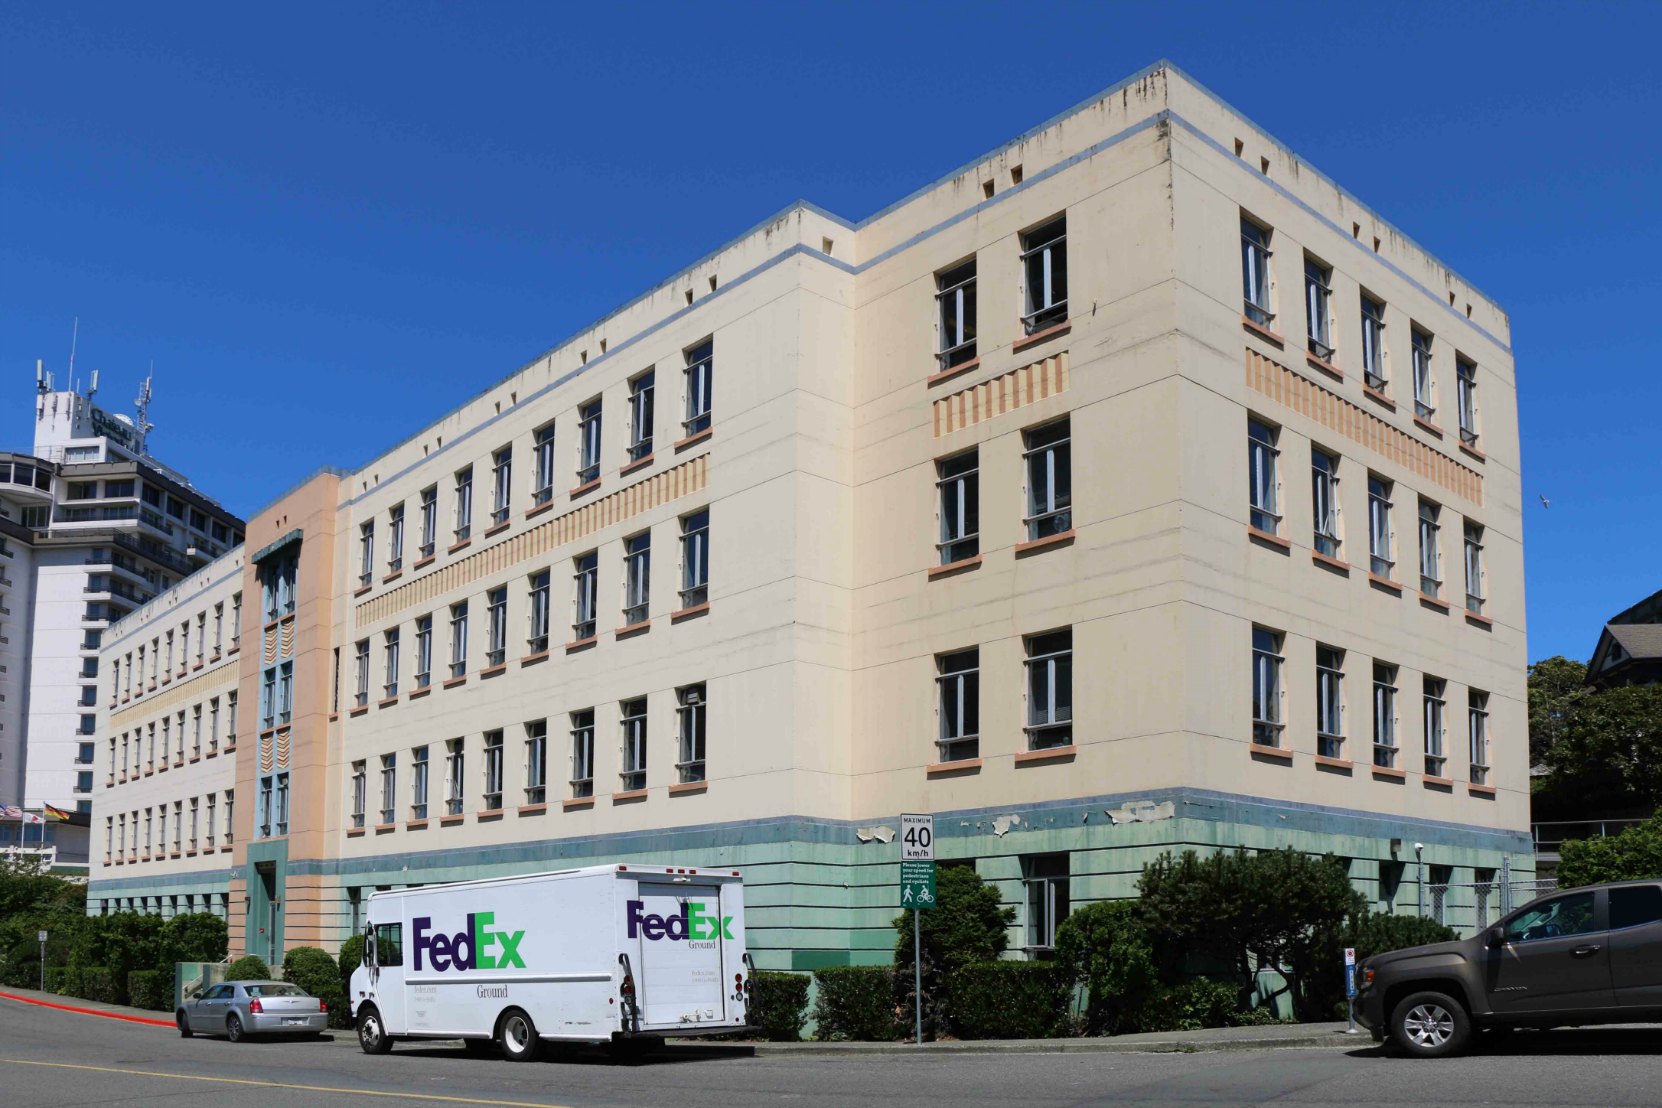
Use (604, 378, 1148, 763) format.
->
(1416, 845, 1424, 918)
(39, 936, 45, 992)
(913, 908, 922, 1045)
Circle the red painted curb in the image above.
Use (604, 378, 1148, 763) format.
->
(0, 991, 172, 1027)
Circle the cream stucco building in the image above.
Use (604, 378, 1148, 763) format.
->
(90, 62, 1530, 966)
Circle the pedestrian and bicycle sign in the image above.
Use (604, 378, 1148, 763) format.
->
(901, 860, 936, 908)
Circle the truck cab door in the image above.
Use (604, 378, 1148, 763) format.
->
(371, 921, 407, 1032)
(1485, 890, 1614, 1016)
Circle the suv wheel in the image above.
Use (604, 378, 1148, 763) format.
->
(1390, 990, 1471, 1057)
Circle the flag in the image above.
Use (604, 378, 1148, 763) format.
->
(0, 804, 21, 820)
(20, 811, 44, 825)
(43, 804, 72, 822)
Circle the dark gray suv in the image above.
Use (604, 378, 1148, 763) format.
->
(1355, 880, 1662, 1056)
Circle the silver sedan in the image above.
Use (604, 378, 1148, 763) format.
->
(176, 980, 328, 1041)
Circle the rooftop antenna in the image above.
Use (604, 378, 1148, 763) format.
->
(87, 369, 100, 400)
(135, 371, 154, 452)
(67, 317, 78, 381)
(35, 359, 48, 395)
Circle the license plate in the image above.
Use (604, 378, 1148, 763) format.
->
(285, 1017, 305, 1025)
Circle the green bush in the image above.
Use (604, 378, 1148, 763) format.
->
(1232, 1004, 1289, 1026)
(1133, 976, 1240, 1032)
(1557, 811, 1662, 888)
(337, 934, 366, 1026)
(42, 966, 69, 993)
(811, 966, 903, 1041)
(77, 965, 120, 1004)
(283, 946, 346, 1026)
(127, 969, 174, 1012)
(748, 971, 810, 1042)
(893, 866, 1015, 1037)
(160, 913, 228, 965)
(226, 955, 271, 981)
(947, 962, 1071, 1039)
(1053, 901, 1160, 1035)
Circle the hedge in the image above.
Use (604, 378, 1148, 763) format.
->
(1133, 977, 1240, 1032)
(811, 966, 903, 1041)
(947, 962, 1072, 1040)
(226, 955, 271, 981)
(128, 969, 174, 1012)
(338, 934, 366, 1027)
(284, 946, 348, 1028)
(748, 971, 810, 1042)
(78, 966, 120, 1004)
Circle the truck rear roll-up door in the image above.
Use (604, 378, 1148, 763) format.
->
(632, 881, 730, 1027)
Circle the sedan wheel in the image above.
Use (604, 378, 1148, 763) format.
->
(226, 1013, 246, 1043)
(1390, 990, 1471, 1057)
(176, 1011, 194, 1038)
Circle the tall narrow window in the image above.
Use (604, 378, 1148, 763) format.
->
(1411, 327, 1435, 420)
(628, 371, 655, 460)
(382, 629, 400, 699)
(1464, 522, 1485, 615)
(411, 745, 429, 820)
(679, 509, 709, 609)
(1241, 216, 1273, 326)
(414, 615, 433, 689)
(936, 449, 979, 564)
(379, 754, 397, 825)
(576, 398, 602, 485)
(1023, 419, 1071, 540)
(1368, 475, 1394, 578)
(1311, 448, 1340, 558)
(683, 340, 713, 437)
(491, 446, 512, 525)
(936, 648, 979, 762)
(1021, 216, 1068, 334)
(570, 710, 595, 798)
(206, 795, 216, 847)
(620, 697, 648, 792)
(677, 684, 706, 784)
(1024, 628, 1072, 749)
(449, 601, 468, 678)
(1251, 626, 1284, 747)
(528, 570, 551, 654)
(525, 720, 548, 804)
(623, 532, 651, 626)
(274, 773, 289, 836)
(482, 730, 504, 811)
(486, 586, 507, 667)
(573, 552, 598, 641)
(1423, 676, 1447, 778)
(1304, 257, 1333, 360)
(419, 485, 438, 557)
(453, 466, 474, 543)
(1022, 854, 1070, 952)
(358, 521, 375, 587)
(533, 424, 556, 505)
(277, 661, 293, 724)
(353, 639, 369, 708)
(936, 258, 977, 370)
(1247, 418, 1280, 534)
(1468, 690, 1490, 786)
(1316, 646, 1344, 759)
(350, 761, 366, 828)
(1418, 499, 1442, 597)
(1361, 294, 1387, 390)
(445, 738, 465, 816)
(388, 504, 405, 571)
(1456, 356, 1479, 446)
(1372, 662, 1398, 768)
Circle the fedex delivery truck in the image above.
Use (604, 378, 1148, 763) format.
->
(349, 863, 750, 1060)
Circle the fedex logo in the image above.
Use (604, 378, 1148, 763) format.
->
(412, 911, 526, 972)
(627, 898, 735, 942)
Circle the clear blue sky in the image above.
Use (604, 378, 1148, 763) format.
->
(2, 2, 1657, 664)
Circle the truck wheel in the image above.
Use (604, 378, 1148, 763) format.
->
(498, 1009, 540, 1063)
(176, 1011, 194, 1038)
(357, 1005, 393, 1055)
(1389, 990, 1471, 1057)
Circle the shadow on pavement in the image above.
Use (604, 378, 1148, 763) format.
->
(1348, 1026, 1662, 1059)
(388, 1041, 759, 1066)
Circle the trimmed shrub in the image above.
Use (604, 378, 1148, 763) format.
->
(747, 971, 810, 1042)
(1133, 976, 1240, 1032)
(337, 934, 366, 1027)
(283, 946, 345, 1026)
(226, 954, 271, 981)
(1053, 901, 1160, 1036)
(893, 866, 1015, 1037)
(811, 966, 903, 1041)
(161, 913, 228, 965)
(1232, 1004, 1289, 1026)
(78, 965, 120, 1004)
(43, 966, 69, 993)
(128, 969, 174, 1012)
(947, 962, 1071, 1040)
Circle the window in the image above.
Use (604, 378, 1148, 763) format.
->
(227, 691, 238, 743)
(1411, 327, 1435, 420)
(1023, 854, 1070, 951)
(414, 615, 433, 688)
(1247, 418, 1280, 534)
(358, 521, 374, 587)
(1372, 663, 1398, 768)
(231, 592, 242, 646)
(419, 485, 438, 557)
(570, 709, 595, 798)
(483, 730, 504, 811)
(224, 789, 234, 844)
(1241, 216, 1273, 326)
(274, 772, 289, 836)
(573, 552, 598, 641)
(1024, 628, 1073, 749)
(1252, 627, 1284, 747)
(383, 629, 400, 699)
(1023, 419, 1071, 540)
(453, 466, 473, 543)
(486, 586, 507, 667)
(684, 339, 713, 436)
(195, 613, 206, 662)
(525, 721, 547, 804)
(620, 697, 648, 791)
(628, 371, 655, 460)
(380, 754, 397, 825)
(1021, 216, 1067, 333)
(1610, 886, 1662, 931)
(533, 424, 556, 505)
(486, 446, 511, 526)
(374, 922, 404, 967)
(936, 449, 979, 564)
(1304, 257, 1333, 360)
(1311, 448, 1341, 558)
(528, 571, 551, 653)
(209, 698, 220, 752)
(1504, 892, 1596, 944)
(1418, 499, 1442, 597)
(1423, 676, 1447, 778)
(353, 639, 369, 707)
(192, 706, 202, 756)
(679, 510, 709, 609)
(1468, 690, 1490, 786)
(388, 504, 405, 571)
(1464, 522, 1485, 614)
(206, 795, 216, 847)
(411, 745, 429, 820)
(1368, 475, 1394, 578)
(936, 258, 977, 370)
(449, 601, 468, 678)
(936, 648, 979, 762)
(445, 739, 465, 816)
(623, 532, 651, 626)
(677, 684, 706, 783)
(1456, 357, 1478, 445)
(1316, 646, 1344, 758)
(576, 398, 602, 485)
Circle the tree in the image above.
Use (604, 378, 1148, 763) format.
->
(1528, 656, 1589, 766)
(1544, 684, 1662, 811)
(1557, 811, 1662, 888)
(893, 866, 1014, 1038)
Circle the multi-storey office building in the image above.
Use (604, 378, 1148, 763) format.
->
(89, 62, 1528, 962)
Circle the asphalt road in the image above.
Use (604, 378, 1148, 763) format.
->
(6, 1001, 1662, 1107)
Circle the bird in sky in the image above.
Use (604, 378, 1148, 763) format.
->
(1539, 494, 1551, 509)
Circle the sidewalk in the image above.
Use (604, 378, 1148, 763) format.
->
(0, 985, 175, 1027)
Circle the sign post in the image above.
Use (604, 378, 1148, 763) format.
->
(1344, 947, 1359, 1034)
(899, 814, 935, 1045)
(38, 930, 47, 992)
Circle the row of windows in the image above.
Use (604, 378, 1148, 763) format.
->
(934, 629, 1072, 762)
(105, 789, 233, 863)
(110, 592, 242, 702)
(933, 215, 1068, 371)
(92, 893, 233, 919)
(1247, 416, 1488, 614)
(107, 691, 238, 781)
(358, 341, 714, 585)
(935, 418, 1070, 565)
(1250, 626, 1492, 784)
(1242, 212, 1483, 448)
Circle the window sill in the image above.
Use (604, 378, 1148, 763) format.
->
(443, 675, 467, 689)
(1012, 320, 1071, 353)
(413, 554, 437, 570)
(447, 538, 472, 555)
(193, 661, 204, 672)
(1014, 745, 1076, 766)
(409, 686, 431, 699)
(483, 520, 511, 538)
(1424, 776, 1455, 791)
(670, 602, 710, 623)
(1247, 526, 1291, 552)
(479, 663, 507, 679)
(1014, 529, 1075, 557)
(1368, 573, 1404, 595)
(517, 803, 548, 815)
(382, 570, 403, 584)
(1249, 743, 1293, 762)
(161, 674, 172, 686)
(224, 743, 237, 754)
(520, 651, 550, 667)
(1468, 783, 1497, 797)
(220, 844, 233, 852)
(228, 643, 240, 655)
(144, 768, 154, 776)
(926, 758, 982, 776)
(1362, 384, 1395, 411)
(926, 357, 980, 387)
(353, 585, 372, 599)
(565, 637, 597, 654)
(375, 822, 396, 834)
(1412, 414, 1444, 438)
(439, 814, 466, 826)
(619, 453, 656, 477)
(615, 621, 651, 640)
(1312, 550, 1350, 574)
(928, 554, 982, 579)
(1458, 440, 1486, 463)
(569, 479, 601, 500)
(1313, 755, 1353, 773)
(189, 755, 201, 764)
(1465, 611, 1493, 629)
(406, 818, 429, 830)
(346, 827, 366, 838)
(674, 427, 713, 453)
(612, 789, 648, 804)
(1240, 316, 1285, 346)
(349, 706, 369, 718)
(204, 750, 218, 759)
(477, 809, 504, 822)
(378, 695, 400, 708)
(525, 500, 555, 520)
(562, 797, 595, 811)
(1419, 592, 1451, 613)
(1305, 353, 1344, 381)
(668, 781, 709, 796)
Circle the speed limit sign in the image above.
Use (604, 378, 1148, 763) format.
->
(900, 813, 934, 860)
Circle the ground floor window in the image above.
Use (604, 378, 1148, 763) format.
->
(1022, 853, 1070, 953)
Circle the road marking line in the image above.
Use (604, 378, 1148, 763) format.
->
(0, 1059, 575, 1107)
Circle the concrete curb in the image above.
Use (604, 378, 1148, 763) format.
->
(0, 990, 174, 1028)
(743, 1032, 1362, 1056)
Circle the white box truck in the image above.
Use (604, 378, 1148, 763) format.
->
(349, 863, 751, 1060)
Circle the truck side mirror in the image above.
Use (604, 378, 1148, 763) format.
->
(1485, 926, 1506, 949)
